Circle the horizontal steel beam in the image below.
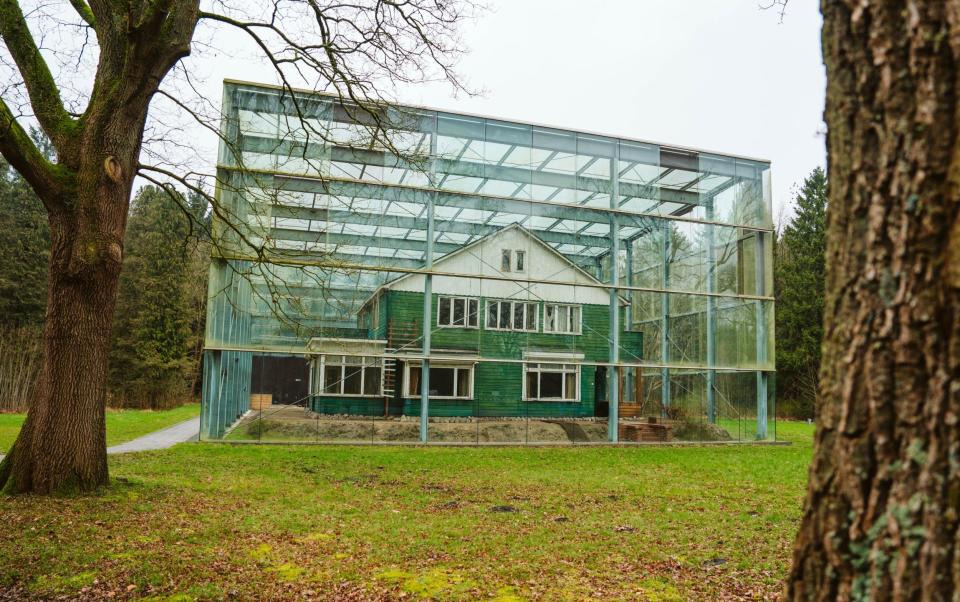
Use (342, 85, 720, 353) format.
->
(238, 135, 703, 207)
(269, 205, 618, 249)
(269, 227, 597, 271)
(266, 174, 662, 230)
(270, 227, 460, 254)
(259, 249, 424, 270)
(228, 86, 770, 179)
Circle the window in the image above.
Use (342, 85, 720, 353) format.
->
(486, 300, 538, 331)
(515, 250, 525, 272)
(406, 364, 473, 398)
(501, 249, 512, 272)
(524, 363, 579, 401)
(321, 355, 381, 396)
(438, 296, 479, 328)
(543, 304, 581, 334)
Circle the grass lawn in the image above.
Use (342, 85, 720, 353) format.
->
(0, 403, 200, 452)
(0, 420, 814, 601)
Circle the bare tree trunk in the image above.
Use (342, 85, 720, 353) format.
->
(788, 1, 960, 599)
(0, 180, 127, 493)
(0, 0, 200, 494)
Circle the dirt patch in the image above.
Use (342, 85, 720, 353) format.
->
(229, 413, 610, 443)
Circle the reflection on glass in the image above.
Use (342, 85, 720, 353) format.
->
(202, 82, 777, 443)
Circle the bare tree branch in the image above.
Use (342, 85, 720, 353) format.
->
(759, 0, 789, 23)
(68, 0, 96, 29)
(0, 0, 78, 155)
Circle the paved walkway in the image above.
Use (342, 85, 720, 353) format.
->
(107, 416, 200, 454)
(0, 416, 202, 462)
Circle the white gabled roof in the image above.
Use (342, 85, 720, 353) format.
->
(365, 224, 622, 307)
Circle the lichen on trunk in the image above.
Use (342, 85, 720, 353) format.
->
(788, 1, 960, 599)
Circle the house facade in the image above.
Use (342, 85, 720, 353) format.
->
(307, 225, 641, 418)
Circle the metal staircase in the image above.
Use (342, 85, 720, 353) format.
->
(383, 320, 420, 400)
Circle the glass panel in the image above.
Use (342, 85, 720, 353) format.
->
(487, 301, 497, 328)
(453, 297, 465, 326)
(324, 365, 341, 394)
(525, 370, 538, 399)
(408, 366, 421, 396)
(468, 299, 479, 327)
(456, 368, 470, 398)
(438, 296, 450, 325)
(203, 82, 775, 444)
(565, 372, 577, 400)
(343, 365, 362, 394)
(431, 368, 455, 397)
(540, 372, 563, 398)
(363, 367, 380, 395)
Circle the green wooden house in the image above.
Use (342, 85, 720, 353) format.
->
(306, 225, 642, 418)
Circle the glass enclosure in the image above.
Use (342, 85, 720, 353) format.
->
(200, 80, 775, 444)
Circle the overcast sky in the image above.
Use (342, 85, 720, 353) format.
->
(188, 1, 825, 223)
(419, 1, 826, 223)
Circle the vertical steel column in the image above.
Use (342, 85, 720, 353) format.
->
(307, 355, 314, 411)
(624, 243, 634, 403)
(660, 219, 671, 416)
(608, 146, 620, 442)
(755, 232, 768, 440)
(625, 245, 634, 330)
(706, 201, 717, 424)
(420, 121, 438, 443)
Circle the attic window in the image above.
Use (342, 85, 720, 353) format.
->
(515, 250, 525, 272)
(501, 249, 511, 272)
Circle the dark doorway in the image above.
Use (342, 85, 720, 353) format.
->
(594, 367, 609, 417)
(251, 355, 309, 405)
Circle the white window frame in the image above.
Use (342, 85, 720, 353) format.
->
(318, 355, 382, 397)
(543, 304, 582, 335)
(437, 295, 479, 329)
(485, 299, 539, 332)
(403, 362, 474, 399)
(514, 249, 526, 273)
(522, 363, 580, 402)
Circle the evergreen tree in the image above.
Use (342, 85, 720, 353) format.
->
(183, 190, 211, 398)
(109, 186, 198, 409)
(0, 149, 50, 329)
(774, 167, 827, 418)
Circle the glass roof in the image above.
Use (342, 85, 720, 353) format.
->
(211, 81, 774, 323)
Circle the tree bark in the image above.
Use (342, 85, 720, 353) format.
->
(789, 1, 960, 599)
(0, 208, 122, 493)
(0, 1, 199, 494)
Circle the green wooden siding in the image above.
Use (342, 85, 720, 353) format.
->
(311, 396, 391, 416)
(312, 290, 642, 418)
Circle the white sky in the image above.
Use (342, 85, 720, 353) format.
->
(183, 0, 826, 222)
